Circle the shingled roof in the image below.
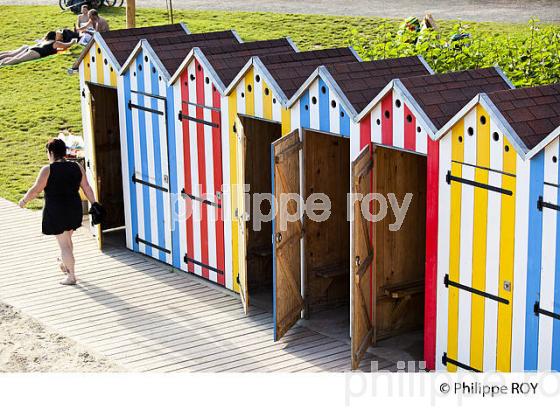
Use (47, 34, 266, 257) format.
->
(258, 48, 360, 99)
(323, 56, 432, 112)
(73, 23, 189, 69)
(487, 83, 560, 150)
(400, 67, 513, 129)
(149, 31, 241, 75)
(201, 38, 298, 88)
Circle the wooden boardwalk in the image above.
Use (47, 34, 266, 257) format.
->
(0, 198, 395, 372)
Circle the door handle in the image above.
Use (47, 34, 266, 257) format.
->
(276, 232, 282, 243)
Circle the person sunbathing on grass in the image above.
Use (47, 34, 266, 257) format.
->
(0, 31, 77, 67)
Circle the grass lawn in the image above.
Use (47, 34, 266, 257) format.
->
(0, 5, 558, 209)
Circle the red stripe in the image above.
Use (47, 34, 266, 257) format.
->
(403, 103, 416, 151)
(360, 113, 371, 150)
(424, 136, 439, 371)
(381, 92, 393, 146)
(195, 59, 209, 279)
(180, 71, 195, 274)
(212, 86, 225, 285)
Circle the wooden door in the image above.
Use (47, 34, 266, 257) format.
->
(87, 85, 103, 249)
(235, 116, 249, 314)
(273, 129, 304, 341)
(351, 144, 375, 369)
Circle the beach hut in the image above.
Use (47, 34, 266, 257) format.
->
(115, 30, 243, 265)
(166, 39, 299, 289)
(72, 24, 190, 248)
(434, 83, 560, 372)
(270, 57, 434, 363)
(350, 67, 513, 369)
(221, 48, 361, 307)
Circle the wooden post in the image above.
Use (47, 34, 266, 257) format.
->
(127, 0, 136, 28)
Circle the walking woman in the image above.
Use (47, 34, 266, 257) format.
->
(19, 139, 97, 285)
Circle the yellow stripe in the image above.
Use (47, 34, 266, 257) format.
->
(245, 68, 255, 116)
(448, 119, 465, 372)
(470, 105, 490, 370)
(109, 64, 117, 87)
(95, 45, 104, 85)
(281, 108, 291, 136)
(229, 92, 240, 293)
(263, 79, 273, 120)
(496, 134, 517, 371)
(83, 49, 91, 82)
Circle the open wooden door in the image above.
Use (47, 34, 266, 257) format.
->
(85, 86, 102, 249)
(235, 116, 249, 314)
(273, 129, 304, 341)
(351, 144, 375, 369)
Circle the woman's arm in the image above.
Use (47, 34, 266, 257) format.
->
(77, 20, 93, 33)
(19, 165, 50, 207)
(78, 163, 97, 204)
(53, 39, 77, 50)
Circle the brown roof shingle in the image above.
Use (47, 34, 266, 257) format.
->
(259, 48, 359, 99)
(324, 56, 431, 112)
(202, 39, 298, 87)
(487, 83, 560, 150)
(400, 67, 512, 129)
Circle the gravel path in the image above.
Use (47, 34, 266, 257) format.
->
(0, 0, 558, 23)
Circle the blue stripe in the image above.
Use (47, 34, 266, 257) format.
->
(166, 85, 181, 269)
(271, 140, 277, 341)
(123, 71, 138, 252)
(525, 151, 545, 371)
(136, 54, 153, 257)
(318, 79, 330, 132)
(340, 106, 350, 137)
(553, 147, 560, 371)
(150, 64, 166, 262)
(299, 91, 310, 129)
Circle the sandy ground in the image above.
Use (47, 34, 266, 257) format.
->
(0, 0, 558, 22)
(0, 303, 121, 372)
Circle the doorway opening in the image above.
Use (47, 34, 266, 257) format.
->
(371, 146, 426, 359)
(88, 83, 126, 249)
(236, 115, 283, 311)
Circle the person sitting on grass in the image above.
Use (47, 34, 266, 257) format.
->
(77, 4, 90, 29)
(77, 9, 110, 34)
(0, 31, 77, 67)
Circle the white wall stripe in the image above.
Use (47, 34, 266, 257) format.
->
(254, 70, 263, 118)
(371, 104, 382, 145)
(117, 74, 132, 250)
(329, 94, 340, 135)
(416, 118, 428, 155)
(392, 88, 405, 149)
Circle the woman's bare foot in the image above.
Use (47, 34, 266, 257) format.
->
(60, 275, 77, 286)
(57, 257, 69, 274)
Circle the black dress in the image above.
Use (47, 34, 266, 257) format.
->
(42, 161, 83, 235)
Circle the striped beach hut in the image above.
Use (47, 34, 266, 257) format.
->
(166, 38, 299, 289)
(349, 67, 513, 370)
(434, 83, 560, 372)
(116, 30, 242, 265)
(221, 48, 361, 308)
(72, 24, 190, 248)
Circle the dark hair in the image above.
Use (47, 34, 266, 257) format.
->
(45, 138, 67, 160)
(89, 9, 99, 18)
(44, 31, 57, 41)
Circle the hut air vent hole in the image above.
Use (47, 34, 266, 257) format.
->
(321, 86, 327, 94)
(190, 74, 195, 81)
(384, 110, 390, 119)
(138, 64, 142, 71)
(554, 156, 558, 163)
(255, 75, 261, 82)
(152, 67, 156, 74)
(133, 72, 136, 77)
(241, 92, 245, 98)
(406, 115, 413, 123)
(340, 111, 345, 117)
(87, 63, 90, 68)
(233, 124, 236, 133)
(467, 127, 474, 136)
(97, 47, 101, 54)
(144, 56, 148, 63)
(493, 132, 500, 141)
(376, 119, 381, 126)
(305, 105, 309, 111)
(91, 56, 95, 63)
(458, 136, 463, 143)
(104, 58, 108, 65)
(264, 88, 270, 96)
(205, 77, 210, 84)
(159, 76, 162, 81)
(331, 100, 337, 108)
(416, 126, 421, 133)
(197, 64, 201, 71)
(247, 85, 252, 92)
(110, 67, 113, 72)
(395, 99, 401, 108)
(480, 115, 487, 125)
(273, 98, 276, 104)
(312, 96, 317, 105)
(505, 145, 510, 152)
(213, 86, 216, 92)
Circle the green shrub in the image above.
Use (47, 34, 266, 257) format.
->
(347, 19, 560, 87)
